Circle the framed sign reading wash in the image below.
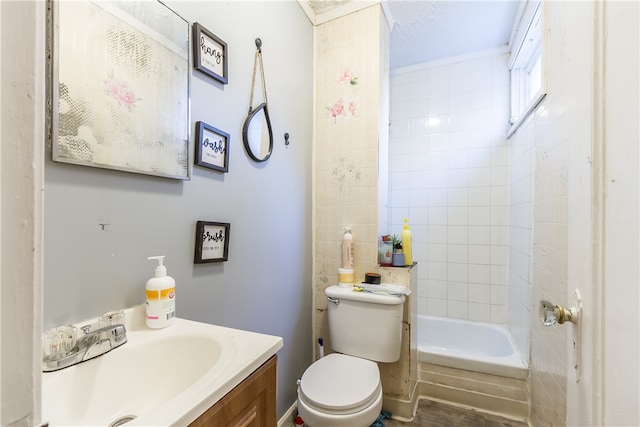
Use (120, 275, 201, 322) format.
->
(49, 0, 191, 180)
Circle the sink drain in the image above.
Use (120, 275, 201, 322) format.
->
(109, 415, 137, 427)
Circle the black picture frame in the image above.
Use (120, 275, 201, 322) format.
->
(193, 22, 228, 84)
(194, 221, 230, 263)
(195, 121, 229, 172)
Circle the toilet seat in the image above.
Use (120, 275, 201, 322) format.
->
(298, 353, 381, 415)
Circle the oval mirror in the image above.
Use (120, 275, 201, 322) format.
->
(242, 102, 273, 162)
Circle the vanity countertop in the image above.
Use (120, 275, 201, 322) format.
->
(42, 305, 283, 427)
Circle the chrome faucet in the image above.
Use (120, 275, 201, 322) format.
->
(42, 323, 127, 372)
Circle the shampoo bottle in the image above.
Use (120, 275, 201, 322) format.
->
(146, 256, 176, 328)
(401, 218, 413, 266)
(342, 227, 354, 269)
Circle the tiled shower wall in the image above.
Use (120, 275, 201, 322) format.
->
(388, 50, 511, 323)
(507, 118, 534, 359)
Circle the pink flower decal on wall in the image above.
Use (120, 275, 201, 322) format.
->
(329, 98, 347, 123)
(348, 100, 357, 117)
(103, 71, 140, 111)
(327, 67, 359, 124)
(338, 68, 358, 86)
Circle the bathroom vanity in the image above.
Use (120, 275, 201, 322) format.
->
(41, 306, 283, 427)
(189, 355, 277, 426)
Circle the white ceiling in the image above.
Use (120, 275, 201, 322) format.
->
(385, 0, 522, 69)
(303, 0, 523, 70)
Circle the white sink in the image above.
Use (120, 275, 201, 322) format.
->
(42, 306, 283, 426)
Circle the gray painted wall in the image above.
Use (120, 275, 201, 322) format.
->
(44, 1, 313, 419)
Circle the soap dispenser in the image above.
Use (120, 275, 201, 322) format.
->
(401, 218, 413, 266)
(146, 256, 176, 328)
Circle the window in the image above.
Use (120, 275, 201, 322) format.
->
(508, 1, 545, 137)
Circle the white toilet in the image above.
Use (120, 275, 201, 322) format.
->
(297, 285, 406, 427)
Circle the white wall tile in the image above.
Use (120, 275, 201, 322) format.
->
(389, 50, 510, 325)
(468, 148, 492, 168)
(410, 188, 429, 206)
(469, 283, 491, 303)
(491, 265, 508, 285)
(468, 303, 491, 322)
(427, 298, 448, 317)
(427, 261, 448, 280)
(427, 244, 448, 262)
(491, 226, 509, 245)
(448, 281, 468, 301)
(448, 130, 469, 150)
(428, 133, 449, 151)
(449, 149, 469, 169)
(468, 226, 491, 245)
(429, 75, 449, 96)
(468, 167, 491, 187)
(447, 226, 468, 245)
(427, 188, 448, 206)
(469, 187, 491, 206)
(429, 95, 449, 115)
(469, 245, 491, 264)
(448, 207, 468, 225)
(427, 280, 448, 299)
(428, 207, 448, 225)
(469, 264, 491, 284)
(448, 300, 468, 319)
(491, 186, 509, 206)
(490, 304, 507, 323)
(491, 245, 508, 266)
(468, 206, 491, 226)
(448, 244, 468, 263)
(447, 188, 469, 206)
(427, 225, 448, 243)
(447, 168, 469, 188)
(448, 263, 468, 283)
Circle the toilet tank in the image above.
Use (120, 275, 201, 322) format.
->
(325, 285, 405, 363)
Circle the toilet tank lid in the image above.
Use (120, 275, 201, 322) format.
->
(325, 285, 405, 305)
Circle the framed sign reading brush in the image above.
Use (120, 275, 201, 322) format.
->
(194, 221, 230, 263)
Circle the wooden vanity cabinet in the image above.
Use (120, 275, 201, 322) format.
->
(189, 355, 277, 427)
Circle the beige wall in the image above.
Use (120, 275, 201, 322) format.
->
(313, 4, 388, 350)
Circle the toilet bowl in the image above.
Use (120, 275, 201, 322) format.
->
(297, 285, 405, 427)
(297, 353, 383, 427)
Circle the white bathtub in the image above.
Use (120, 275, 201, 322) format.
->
(418, 315, 528, 380)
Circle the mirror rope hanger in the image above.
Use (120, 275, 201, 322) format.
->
(242, 38, 274, 162)
(249, 38, 268, 112)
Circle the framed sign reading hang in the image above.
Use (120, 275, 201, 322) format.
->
(50, 0, 191, 180)
(192, 22, 228, 84)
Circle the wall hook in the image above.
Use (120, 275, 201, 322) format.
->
(284, 132, 290, 145)
(255, 38, 262, 52)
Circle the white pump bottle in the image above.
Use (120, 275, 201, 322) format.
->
(146, 256, 176, 328)
(342, 227, 354, 269)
